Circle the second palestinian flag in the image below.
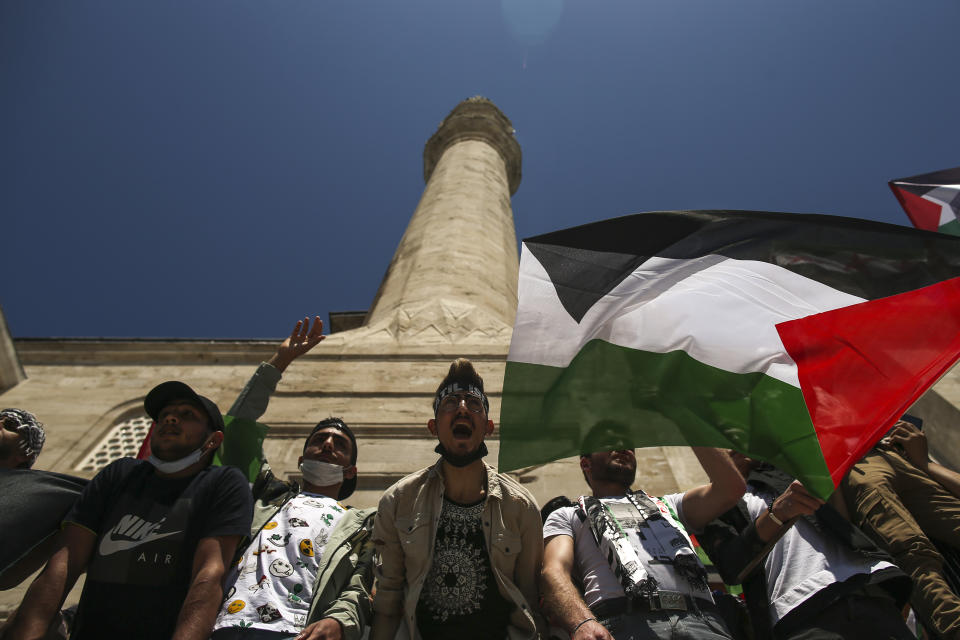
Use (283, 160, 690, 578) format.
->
(499, 210, 960, 498)
(890, 166, 960, 236)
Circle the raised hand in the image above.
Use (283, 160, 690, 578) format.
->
(268, 316, 325, 373)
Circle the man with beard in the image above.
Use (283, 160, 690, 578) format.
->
(540, 423, 746, 640)
(0, 408, 45, 470)
(208, 316, 376, 640)
(5, 382, 253, 640)
(370, 358, 544, 640)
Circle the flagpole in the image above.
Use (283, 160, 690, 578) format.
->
(734, 515, 800, 585)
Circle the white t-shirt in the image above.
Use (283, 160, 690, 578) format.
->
(742, 488, 896, 624)
(543, 493, 713, 608)
(213, 492, 347, 634)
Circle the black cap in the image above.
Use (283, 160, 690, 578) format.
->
(144, 381, 225, 432)
(305, 418, 358, 500)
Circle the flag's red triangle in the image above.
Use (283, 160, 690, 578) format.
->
(777, 277, 960, 488)
(890, 183, 943, 231)
(136, 421, 155, 459)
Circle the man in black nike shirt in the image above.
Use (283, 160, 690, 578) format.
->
(6, 381, 253, 640)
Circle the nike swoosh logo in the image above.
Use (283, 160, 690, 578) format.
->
(99, 530, 184, 556)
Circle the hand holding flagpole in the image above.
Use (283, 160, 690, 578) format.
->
(735, 480, 824, 584)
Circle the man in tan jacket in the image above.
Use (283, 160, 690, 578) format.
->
(370, 359, 543, 640)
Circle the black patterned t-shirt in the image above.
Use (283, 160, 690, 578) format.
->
(416, 497, 511, 640)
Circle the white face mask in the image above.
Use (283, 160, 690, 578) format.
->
(148, 447, 206, 474)
(300, 459, 344, 486)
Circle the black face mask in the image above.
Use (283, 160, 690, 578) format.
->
(434, 442, 488, 467)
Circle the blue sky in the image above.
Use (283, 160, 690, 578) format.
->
(3, 0, 957, 338)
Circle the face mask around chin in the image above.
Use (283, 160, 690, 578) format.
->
(300, 459, 345, 486)
(434, 442, 488, 467)
(148, 447, 206, 474)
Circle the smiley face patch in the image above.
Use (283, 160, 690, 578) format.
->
(269, 558, 294, 577)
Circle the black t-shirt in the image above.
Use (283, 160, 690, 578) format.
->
(65, 458, 253, 640)
(416, 497, 512, 640)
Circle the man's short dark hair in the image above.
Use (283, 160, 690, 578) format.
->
(304, 417, 358, 501)
(540, 495, 574, 524)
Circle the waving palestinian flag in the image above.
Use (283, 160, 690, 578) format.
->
(499, 210, 960, 498)
(890, 167, 960, 236)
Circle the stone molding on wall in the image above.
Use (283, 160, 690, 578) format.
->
(324, 297, 513, 348)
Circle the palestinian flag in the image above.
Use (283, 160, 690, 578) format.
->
(499, 210, 960, 499)
(890, 167, 960, 236)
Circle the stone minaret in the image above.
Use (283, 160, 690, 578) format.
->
(331, 97, 522, 348)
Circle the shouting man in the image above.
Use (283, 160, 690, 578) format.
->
(371, 358, 543, 640)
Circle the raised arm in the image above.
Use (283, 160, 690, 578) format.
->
(5, 525, 96, 640)
(701, 480, 823, 587)
(229, 316, 325, 421)
(267, 315, 326, 374)
(541, 535, 612, 640)
(170, 535, 242, 640)
(680, 447, 747, 531)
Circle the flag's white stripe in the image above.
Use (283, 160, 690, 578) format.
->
(920, 186, 960, 226)
(508, 246, 866, 387)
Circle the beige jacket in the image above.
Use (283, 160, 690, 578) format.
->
(372, 459, 543, 639)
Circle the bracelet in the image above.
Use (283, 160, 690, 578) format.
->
(767, 505, 785, 527)
(572, 617, 597, 634)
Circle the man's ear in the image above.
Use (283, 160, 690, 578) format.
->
(207, 430, 225, 451)
(485, 420, 495, 436)
(579, 456, 591, 476)
(427, 418, 438, 436)
(297, 455, 303, 468)
(343, 465, 357, 480)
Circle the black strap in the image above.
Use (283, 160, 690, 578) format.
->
(592, 593, 715, 618)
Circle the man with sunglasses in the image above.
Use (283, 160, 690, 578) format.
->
(370, 358, 544, 640)
(540, 422, 745, 640)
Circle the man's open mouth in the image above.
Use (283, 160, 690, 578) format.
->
(452, 425, 473, 439)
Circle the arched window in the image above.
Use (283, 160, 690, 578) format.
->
(76, 415, 152, 473)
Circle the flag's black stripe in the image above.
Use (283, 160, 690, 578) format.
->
(526, 211, 960, 323)
(893, 183, 960, 209)
(892, 183, 937, 198)
(892, 166, 960, 187)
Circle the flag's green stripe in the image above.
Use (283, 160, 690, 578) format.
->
(213, 415, 270, 483)
(939, 218, 960, 237)
(500, 339, 834, 499)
